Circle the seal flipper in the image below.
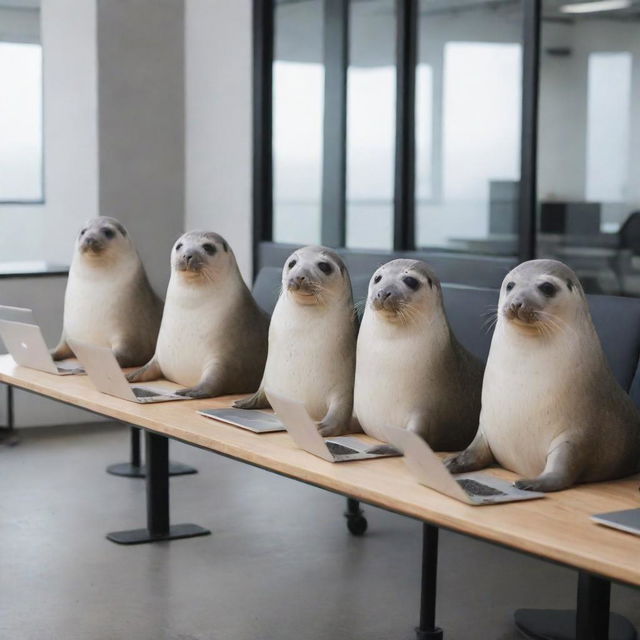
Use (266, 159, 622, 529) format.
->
(126, 356, 162, 383)
(514, 439, 581, 493)
(175, 367, 223, 399)
(233, 387, 270, 410)
(317, 395, 353, 437)
(51, 338, 73, 361)
(444, 430, 494, 474)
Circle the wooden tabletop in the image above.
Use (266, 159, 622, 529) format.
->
(1, 354, 639, 587)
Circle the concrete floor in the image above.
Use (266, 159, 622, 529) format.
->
(1, 422, 638, 640)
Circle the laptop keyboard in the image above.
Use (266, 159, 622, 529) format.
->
(457, 478, 507, 497)
(326, 441, 360, 456)
(132, 387, 162, 399)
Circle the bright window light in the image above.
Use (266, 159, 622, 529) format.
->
(0, 41, 43, 201)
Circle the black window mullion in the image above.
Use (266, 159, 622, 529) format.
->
(252, 0, 274, 278)
(321, 0, 349, 248)
(518, 0, 541, 262)
(393, 0, 418, 252)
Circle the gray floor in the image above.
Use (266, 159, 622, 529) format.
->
(1, 422, 638, 640)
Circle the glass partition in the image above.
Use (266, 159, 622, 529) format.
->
(415, 0, 523, 256)
(346, 0, 396, 250)
(272, 0, 325, 245)
(537, 1, 640, 295)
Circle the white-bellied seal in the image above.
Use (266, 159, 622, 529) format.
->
(446, 259, 640, 491)
(127, 231, 269, 398)
(353, 259, 484, 451)
(233, 245, 357, 436)
(51, 216, 163, 367)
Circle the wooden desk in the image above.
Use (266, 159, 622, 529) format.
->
(1, 355, 638, 640)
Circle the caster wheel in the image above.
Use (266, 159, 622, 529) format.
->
(347, 515, 368, 536)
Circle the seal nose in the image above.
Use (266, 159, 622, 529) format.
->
(510, 301, 523, 313)
(377, 289, 391, 301)
(184, 251, 195, 265)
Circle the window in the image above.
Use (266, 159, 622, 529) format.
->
(346, 0, 396, 250)
(272, 0, 324, 245)
(0, 41, 43, 202)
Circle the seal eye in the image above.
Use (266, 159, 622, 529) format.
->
(288, 259, 296, 269)
(317, 261, 333, 275)
(567, 280, 574, 292)
(538, 281, 557, 298)
(506, 281, 515, 292)
(202, 243, 216, 255)
(373, 274, 382, 284)
(175, 243, 182, 251)
(80, 229, 86, 236)
(403, 276, 420, 291)
(103, 228, 115, 239)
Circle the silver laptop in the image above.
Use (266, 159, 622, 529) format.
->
(198, 408, 286, 433)
(0, 304, 35, 324)
(385, 427, 544, 505)
(68, 339, 190, 404)
(0, 319, 84, 375)
(267, 390, 400, 462)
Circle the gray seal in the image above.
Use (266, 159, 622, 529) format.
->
(446, 259, 640, 492)
(127, 231, 269, 398)
(354, 259, 484, 451)
(52, 216, 163, 367)
(233, 245, 357, 436)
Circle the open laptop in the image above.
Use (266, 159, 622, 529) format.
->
(267, 390, 400, 462)
(591, 508, 640, 537)
(0, 319, 84, 375)
(385, 427, 544, 505)
(68, 339, 191, 404)
(0, 304, 35, 324)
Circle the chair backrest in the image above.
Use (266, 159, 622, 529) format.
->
(252, 268, 640, 401)
(443, 286, 640, 396)
(251, 267, 281, 316)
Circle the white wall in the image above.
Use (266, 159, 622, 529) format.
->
(185, 0, 253, 282)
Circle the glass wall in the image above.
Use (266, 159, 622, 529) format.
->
(415, 0, 523, 256)
(537, 1, 640, 295)
(0, 37, 43, 202)
(345, 0, 396, 250)
(272, 0, 325, 245)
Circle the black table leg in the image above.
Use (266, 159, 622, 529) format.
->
(416, 523, 443, 640)
(106, 425, 198, 478)
(106, 430, 210, 544)
(344, 498, 368, 535)
(0, 384, 19, 446)
(514, 571, 637, 640)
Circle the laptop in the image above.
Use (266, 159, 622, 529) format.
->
(0, 319, 84, 375)
(385, 427, 544, 505)
(0, 304, 35, 324)
(198, 408, 286, 433)
(591, 508, 640, 537)
(267, 390, 400, 462)
(68, 339, 191, 404)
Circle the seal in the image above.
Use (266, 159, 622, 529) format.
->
(233, 245, 357, 436)
(446, 259, 640, 492)
(51, 216, 163, 367)
(127, 231, 269, 398)
(353, 259, 484, 451)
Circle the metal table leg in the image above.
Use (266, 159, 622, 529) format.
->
(344, 498, 368, 535)
(106, 425, 198, 478)
(0, 384, 19, 446)
(514, 571, 637, 640)
(416, 523, 444, 640)
(106, 431, 210, 544)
